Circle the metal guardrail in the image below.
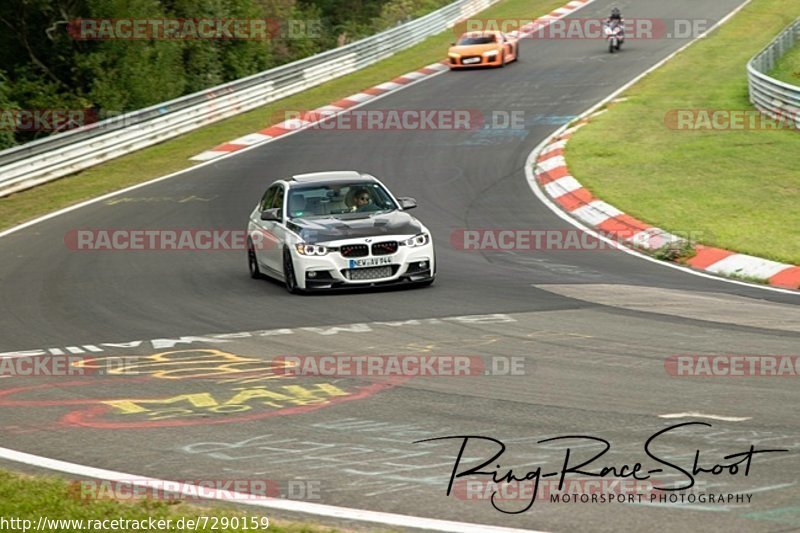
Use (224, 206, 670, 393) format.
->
(748, 18, 800, 125)
(0, 0, 498, 197)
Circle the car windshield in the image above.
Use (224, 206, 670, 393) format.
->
(457, 35, 496, 45)
(286, 182, 398, 219)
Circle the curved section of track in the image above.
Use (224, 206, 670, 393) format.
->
(1, 0, 798, 532)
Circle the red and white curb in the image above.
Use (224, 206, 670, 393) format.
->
(533, 121, 800, 290)
(190, 63, 450, 161)
(504, 0, 593, 38)
(190, 0, 595, 161)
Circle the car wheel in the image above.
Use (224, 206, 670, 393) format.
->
(283, 249, 300, 294)
(514, 45, 519, 61)
(248, 238, 263, 279)
(500, 51, 506, 67)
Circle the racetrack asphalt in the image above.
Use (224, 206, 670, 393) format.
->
(1, 0, 798, 531)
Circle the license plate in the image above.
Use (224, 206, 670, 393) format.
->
(462, 57, 481, 64)
(349, 256, 393, 268)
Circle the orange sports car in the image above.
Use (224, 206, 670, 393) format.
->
(448, 31, 519, 69)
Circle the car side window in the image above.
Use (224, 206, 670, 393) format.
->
(260, 186, 278, 211)
(271, 186, 285, 219)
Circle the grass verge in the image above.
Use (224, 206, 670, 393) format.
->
(768, 27, 800, 85)
(567, 0, 800, 265)
(0, 0, 565, 232)
(0, 469, 347, 533)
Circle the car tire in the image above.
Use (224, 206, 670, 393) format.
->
(500, 51, 506, 67)
(283, 249, 300, 294)
(248, 238, 263, 279)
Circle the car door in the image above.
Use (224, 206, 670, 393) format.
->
(500, 33, 512, 58)
(265, 185, 290, 274)
(250, 184, 283, 275)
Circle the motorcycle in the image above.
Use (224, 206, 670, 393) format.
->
(604, 22, 624, 53)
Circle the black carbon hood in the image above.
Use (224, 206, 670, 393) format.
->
(286, 211, 423, 242)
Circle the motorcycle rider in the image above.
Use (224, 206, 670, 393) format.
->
(606, 7, 624, 40)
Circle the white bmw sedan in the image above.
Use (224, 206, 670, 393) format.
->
(247, 171, 436, 293)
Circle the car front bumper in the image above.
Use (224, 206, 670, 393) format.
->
(290, 241, 435, 290)
(448, 54, 503, 68)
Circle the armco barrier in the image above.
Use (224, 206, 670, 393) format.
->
(0, 0, 502, 197)
(748, 18, 800, 124)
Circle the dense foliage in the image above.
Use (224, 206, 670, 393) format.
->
(0, 0, 450, 149)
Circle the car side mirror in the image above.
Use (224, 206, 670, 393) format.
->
(260, 208, 281, 221)
(398, 197, 417, 210)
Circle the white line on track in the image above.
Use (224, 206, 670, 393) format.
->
(525, 0, 800, 297)
(0, 446, 543, 533)
(658, 412, 751, 422)
(0, 67, 449, 240)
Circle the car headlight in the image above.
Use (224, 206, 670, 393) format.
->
(401, 234, 430, 247)
(295, 244, 329, 256)
(448, 52, 461, 58)
(483, 50, 499, 57)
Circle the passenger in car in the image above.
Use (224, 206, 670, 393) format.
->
(288, 194, 306, 217)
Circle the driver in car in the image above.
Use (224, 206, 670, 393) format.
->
(350, 187, 374, 212)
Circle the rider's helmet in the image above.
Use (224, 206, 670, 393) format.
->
(610, 7, 621, 19)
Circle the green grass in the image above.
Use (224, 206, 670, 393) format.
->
(769, 27, 800, 85)
(0, 470, 347, 533)
(727, 272, 771, 285)
(0, 0, 565, 232)
(567, 0, 800, 265)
